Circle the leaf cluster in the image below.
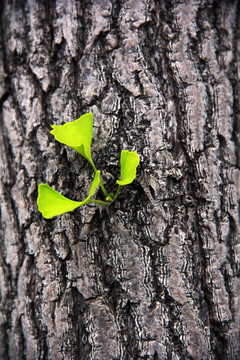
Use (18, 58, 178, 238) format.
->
(37, 113, 139, 218)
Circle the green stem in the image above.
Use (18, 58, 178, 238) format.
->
(91, 162, 108, 197)
(99, 178, 108, 197)
(91, 199, 110, 206)
(90, 161, 97, 173)
(111, 185, 121, 202)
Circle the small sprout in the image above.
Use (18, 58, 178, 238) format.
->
(105, 193, 114, 202)
(37, 113, 140, 219)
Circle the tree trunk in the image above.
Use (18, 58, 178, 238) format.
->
(0, 0, 239, 359)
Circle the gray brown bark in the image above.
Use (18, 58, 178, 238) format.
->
(0, 0, 239, 359)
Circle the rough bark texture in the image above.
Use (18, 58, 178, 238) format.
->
(0, 0, 239, 359)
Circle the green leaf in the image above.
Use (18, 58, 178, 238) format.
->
(37, 171, 100, 218)
(50, 112, 96, 170)
(117, 150, 140, 186)
(87, 170, 101, 198)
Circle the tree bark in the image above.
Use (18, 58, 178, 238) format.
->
(0, 0, 239, 359)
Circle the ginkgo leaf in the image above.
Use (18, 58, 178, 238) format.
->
(87, 169, 101, 198)
(50, 112, 96, 170)
(37, 171, 100, 219)
(116, 150, 140, 186)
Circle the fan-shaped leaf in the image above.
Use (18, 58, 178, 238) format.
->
(50, 112, 96, 170)
(117, 150, 139, 186)
(37, 171, 100, 218)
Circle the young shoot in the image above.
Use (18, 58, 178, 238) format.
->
(37, 112, 139, 218)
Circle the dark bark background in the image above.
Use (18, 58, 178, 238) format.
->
(0, 0, 239, 359)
